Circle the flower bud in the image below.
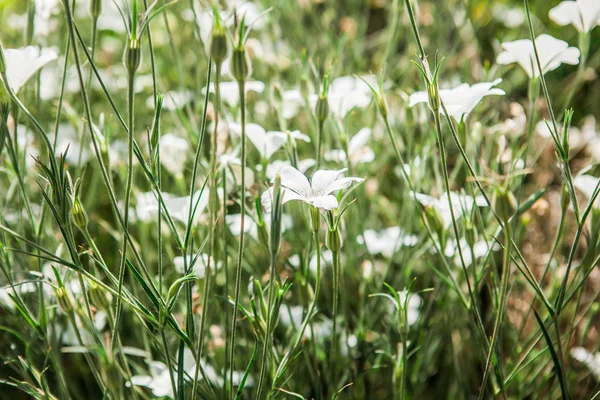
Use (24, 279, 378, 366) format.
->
(231, 48, 251, 82)
(326, 228, 342, 253)
(375, 92, 388, 118)
(89, 0, 103, 19)
(465, 218, 476, 248)
(560, 184, 570, 211)
(310, 206, 320, 233)
(56, 286, 73, 314)
(425, 205, 444, 238)
(209, 13, 228, 64)
(494, 187, 517, 222)
(71, 197, 89, 230)
(315, 95, 329, 123)
(124, 38, 141, 74)
(427, 82, 440, 113)
(270, 174, 283, 254)
(88, 282, 111, 310)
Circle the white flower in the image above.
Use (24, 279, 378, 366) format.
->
(50, 124, 92, 165)
(174, 254, 221, 277)
(573, 174, 600, 208)
(549, 0, 600, 33)
(159, 134, 189, 176)
(390, 290, 422, 326)
(570, 347, 600, 379)
(310, 75, 372, 119)
(265, 159, 316, 181)
(492, 4, 525, 28)
(148, 90, 193, 111)
(135, 190, 209, 225)
(325, 127, 375, 165)
(230, 123, 310, 160)
(358, 227, 418, 258)
(496, 34, 580, 78)
(1, 47, 58, 93)
(261, 166, 363, 211)
(205, 81, 265, 106)
(444, 239, 500, 267)
(281, 89, 305, 119)
(226, 213, 292, 239)
(411, 191, 488, 227)
(409, 79, 505, 121)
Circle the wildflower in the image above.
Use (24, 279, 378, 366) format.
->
(147, 90, 193, 111)
(173, 254, 222, 277)
(570, 346, 600, 379)
(265, 159, 316, 180)
(230, 122, 310, 160)
(496, 34, 580, 78)
(206, 80, 265, 106)
(159, 133, 189, 177)
(135, 190, 209, 225)
(357, 227, 418, 258)
(309, 75, 372, 119)
(261, 166, 363, 212)
(409, 79, 505, 122)
(411, 191, 488, 227)
(444, 239, 500, 267)
(0, 46, 57, 93)
(549, 0, 600, 33)
(574, 174, 600, 208)
(325, 127, 375, 165)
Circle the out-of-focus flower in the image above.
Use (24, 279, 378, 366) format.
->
(411, 191, 488, 227)
(310, 75, 372, 119)
(549, 0, 600, 33)
(573, 174, 600, 208)
(135, 190, 209, 225)
(492, 4, 525, 28)
(1, 47, 57, 93)
(230, 123, 310, 160)
(261, 166, 363, 211)
(444, 239, 500, 267)
(159, 134, 189, 177)
(147, 91, 193, 111)
(205, 80, 265, 106)
(357, 227, 418, 258)
(570, 346, 600, 379)
(50, 124, 92, 166)
(389, 290, 422, 326)
(409, 79, 504, 121)
(325, 127, 375, 165)
(266, 159, 316, 180)
(174, 254, 221, 277)
(496, 34, 580, 78)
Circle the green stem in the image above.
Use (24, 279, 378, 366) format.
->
(256, 251, 278, 399)
(330, 249, 340, 376)
(229, 79, 247, 391)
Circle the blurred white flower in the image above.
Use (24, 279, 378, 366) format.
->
(281, 89, 304, 119)
(573, 174, 600, 208)
(148, 91, 193, 111)
(492, 4, 525, 28)
(174, 254, 221, 277)
(50, 124, 92, 165)
(496, 34, 580, 78)
(444, 239, 500, 267)
(411, 191, 488, 227)
(409, 79, 504, 121)
(261, 166, 363, 211)
(1, 47, 57, 93)
(135, 190, 209, 225)
(266, 159, 316, 180)
(358, 227, 418, 258)
(570, 346, 600, 379)
(159, 134, 189, 176)
(310, 75, 372, 119)
(391, 290, 422, 326)
(206, 81, 265, 106)
(325, 127, 375, 165)
(226, 212, 292, 239)
(549, 0, 600, 33)
(230, 123, 309, 160)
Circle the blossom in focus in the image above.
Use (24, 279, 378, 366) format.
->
(261, 166, 363, 211)
(496, 34, 580, 78)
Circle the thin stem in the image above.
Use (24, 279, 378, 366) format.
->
(229, 79, 247, 391)
(256, 250, 278, 399)
(330, 249, 341, 381)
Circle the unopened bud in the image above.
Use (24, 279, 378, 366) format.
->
(310, 207, 320, 233)
(315, 95, 329, 122)
(72, 197, 89, 229)
(375, 93, 388, 118)
(494, 187, 517, 222)
(425, 205, 444, 238)
(231, 48, 251, 82)
(326, 228, 342, 252)
(88, 282, 111, 310)
(270, 174, 283, 254)
(209, 13, 228, 64)
(427, 82, 440, 113)
(465, 218, 476, 248)
(89, 0, 103, 19)
(124, 38, 141, 74)
(56, 287, 73, 314)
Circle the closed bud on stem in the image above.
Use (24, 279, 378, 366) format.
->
(270, 174, 283, 255)
(71, 197, 89, 230)
(310, 207, 320, 233)
(560, 184, 570, 211)
(124, 38, 141, 74)
(89, 0, 103, 19)
(375, 92, 388, 118)
(425, 205, 444, 239)
(494, 187, 517, 222)
(528, 77, 540, 103)
(209, 12, 228, 64)
(56, 286, 73, 314)
(427, 81, 440, 113)
(231, 48, 251, 82)
(326, 227, 342, 253)
(315, 95, 329, 123)
(465, 218, 476, 248)
(88, 282, 111, 310)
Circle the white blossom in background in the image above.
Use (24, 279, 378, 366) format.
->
(549, 0, 600, 33)
(266, 159, 316, 180)
(409, 79, 505, 121)
(281, 89, 305, 119)
(8, 0, 61, 37)
(570, 347, 600, 379)
(573, 174, 600, 208)
(173, 254, 221, 277)
(206, 81, 265, 106)
(389, 290, 422, 326)
(357, 227, 419, 258)
(496, 34, 580, 78)
(411, 191, 488, 227)
(444, 239, 500, 267)
(230, 122, 310, 160)
(159, 134, 189, 177)
(135, 190, 209, 225)
(226, 213, 293, 239)
(0, 47, 57, 93)
(325, 127, 375, 165)
(492, 4, 525, 28)
(261, 166, 363, 211)
(50, 124, 92, 165)
(147, 91, 193, 111)
(310, 75, 372, 119)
